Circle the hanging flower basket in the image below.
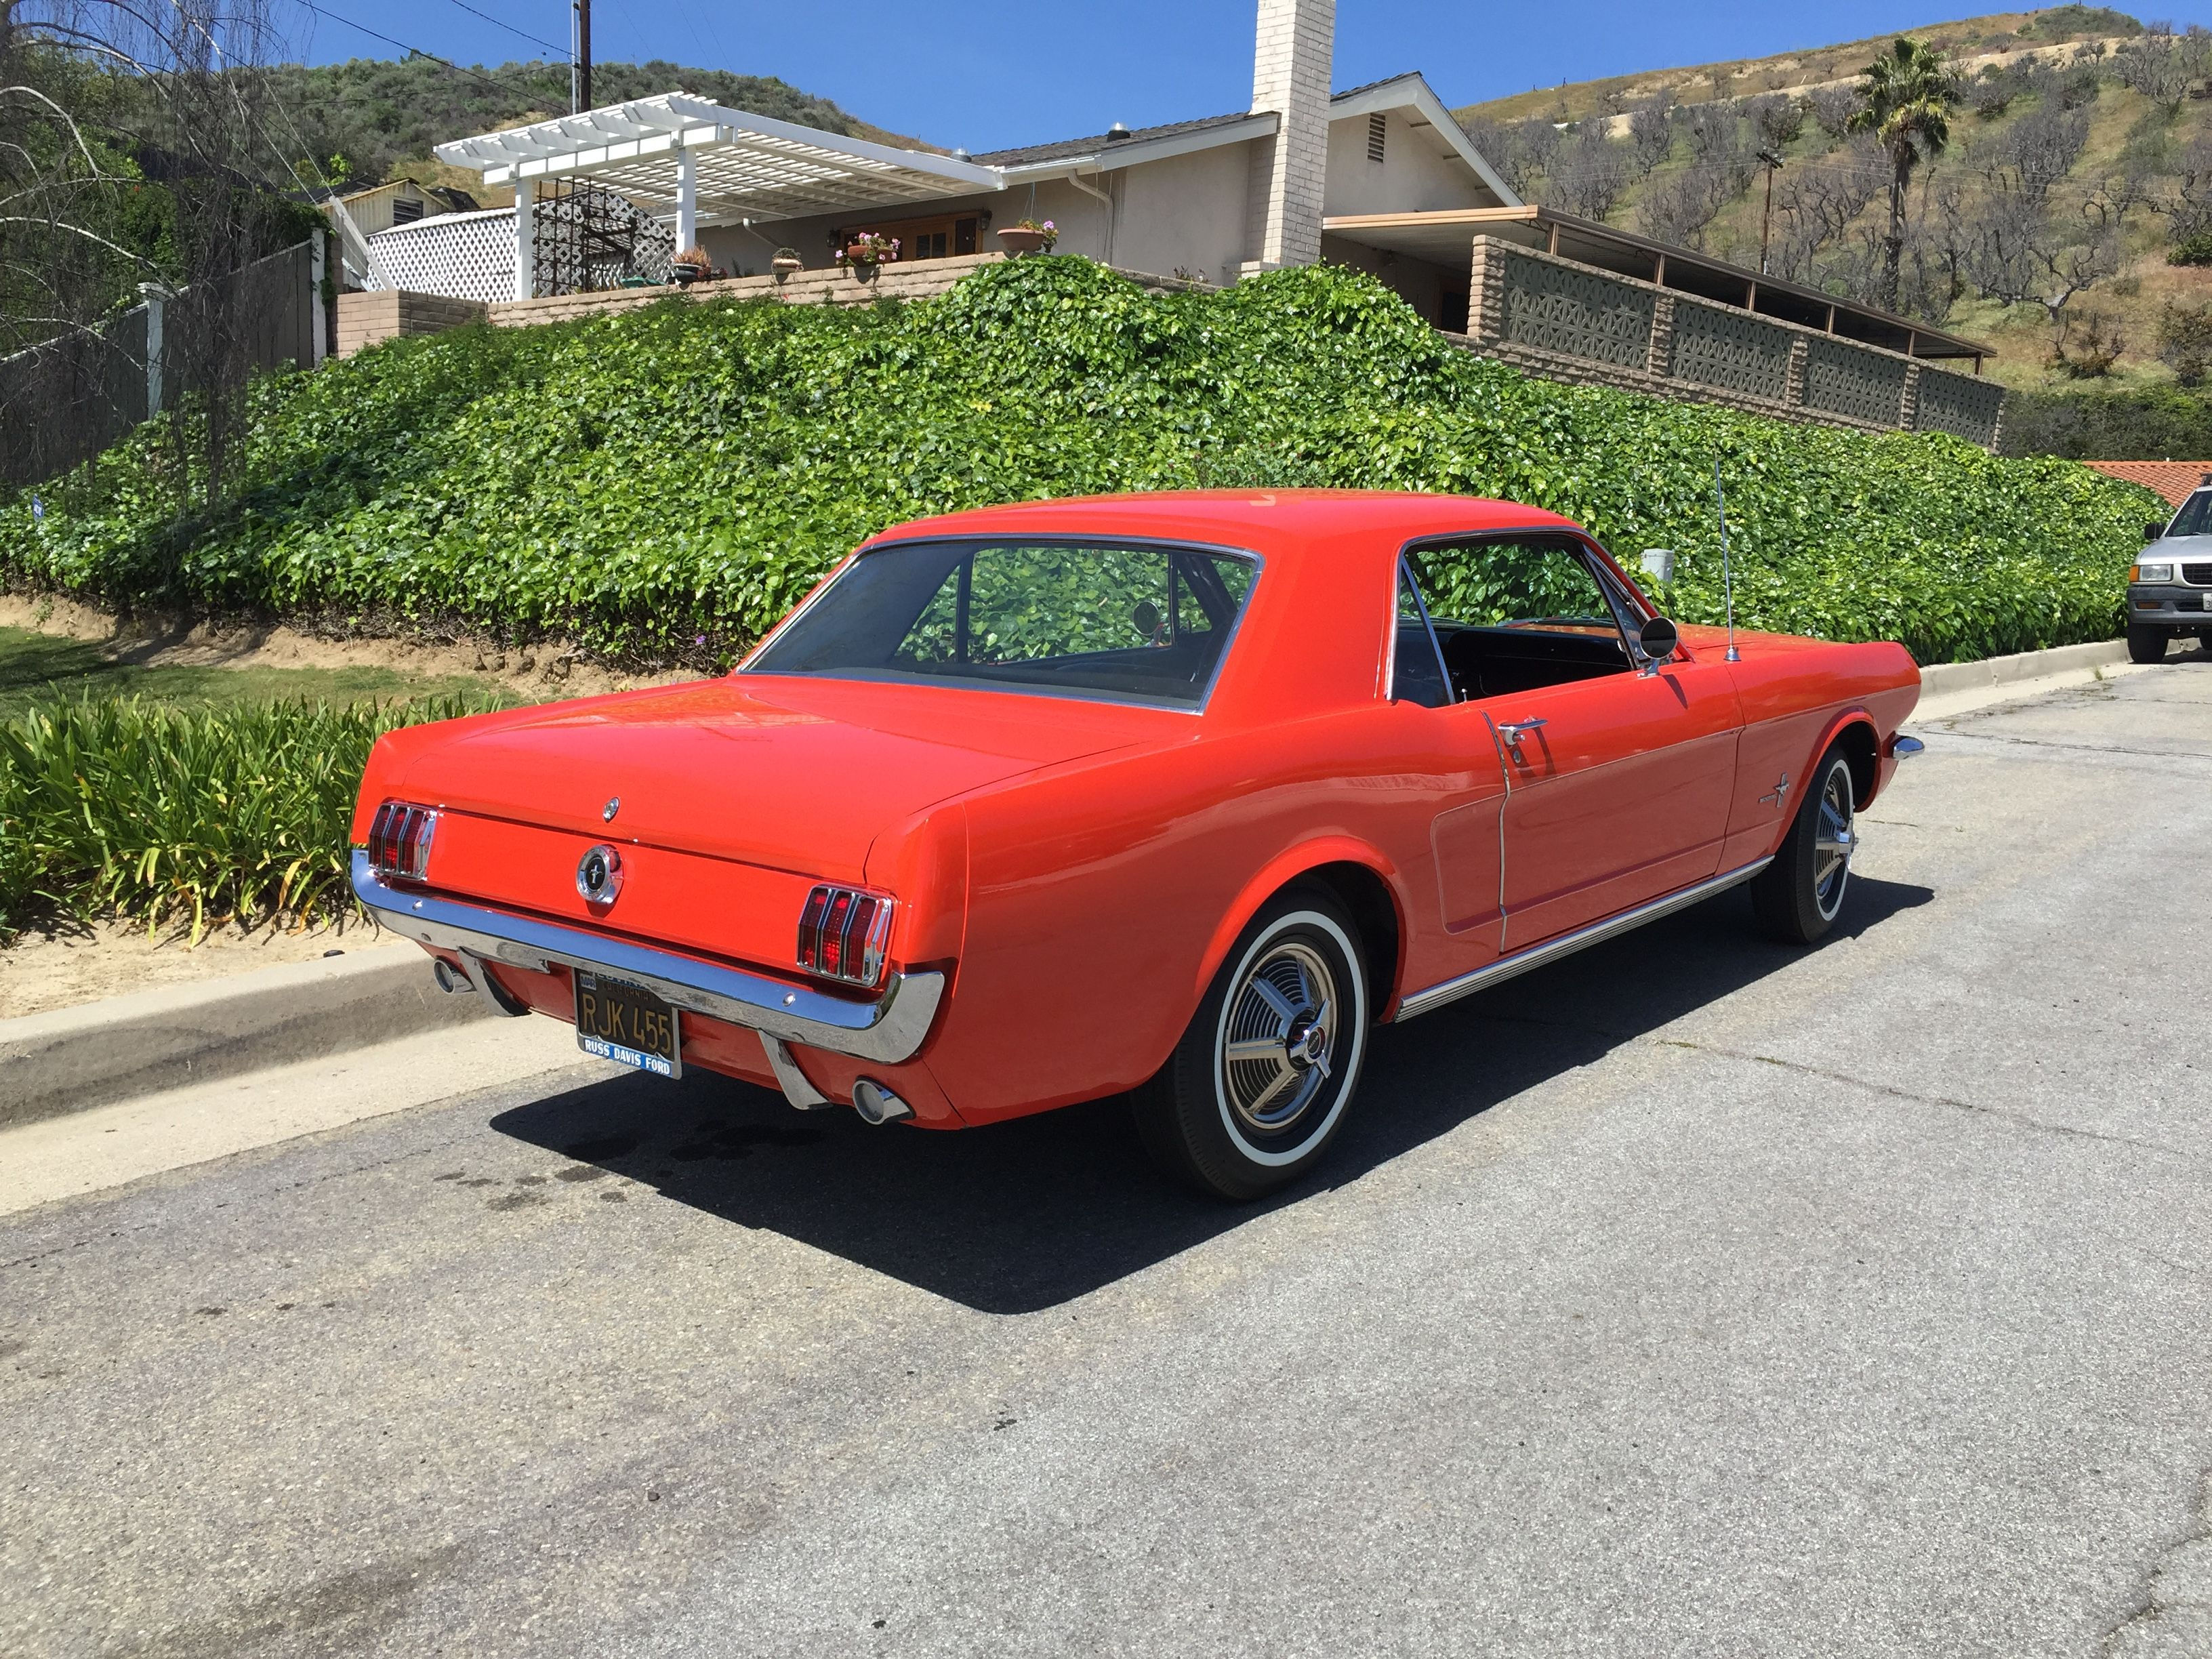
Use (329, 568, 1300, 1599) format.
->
(836, 231, 900, 270)
(771, 249, 803, 276)
(996, 220, 1057, 257)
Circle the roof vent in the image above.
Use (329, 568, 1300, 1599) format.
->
(1105, 122, 1132, 141)
(951, 147, 970, 159)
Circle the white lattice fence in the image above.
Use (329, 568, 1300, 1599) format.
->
(365, 209, 518, 305)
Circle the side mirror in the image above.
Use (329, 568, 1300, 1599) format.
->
(2146, 522, 2167, 541)
(1636, 615, 1679, 672)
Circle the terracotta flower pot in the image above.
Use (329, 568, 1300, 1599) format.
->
(996, 226, 1049, 256)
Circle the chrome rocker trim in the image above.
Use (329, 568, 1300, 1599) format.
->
(1394, 857, 1774, 1023)
(351, 851, 944, 1065)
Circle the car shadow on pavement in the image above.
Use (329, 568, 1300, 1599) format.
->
(491, 876, 1933, 1315)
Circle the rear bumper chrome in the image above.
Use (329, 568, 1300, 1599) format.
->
(350, 851, 944, 1064)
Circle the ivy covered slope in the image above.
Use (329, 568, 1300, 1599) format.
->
(1, 258, 2153, 667)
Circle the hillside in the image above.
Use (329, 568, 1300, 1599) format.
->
(0, 260, 2148, 670)
(1454, 6, 2140, 125)
(269, 56, 920, 197)
(1452, 7, 2212, 401)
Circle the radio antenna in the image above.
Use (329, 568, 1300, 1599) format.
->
(1715, 457, 1740, 663)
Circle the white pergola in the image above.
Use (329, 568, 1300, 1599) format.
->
(434, 92, 1008, 300)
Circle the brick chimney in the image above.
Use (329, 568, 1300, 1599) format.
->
(1244, 0, 1334, 270)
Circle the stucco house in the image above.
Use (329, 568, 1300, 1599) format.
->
(428, 0, 1513, 330)
(401, 0, 2003, 445)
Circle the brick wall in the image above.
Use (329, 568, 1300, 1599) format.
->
(335, 289, 488, 358)
(1246, 0, 1333, 270)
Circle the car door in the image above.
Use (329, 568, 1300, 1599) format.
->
(1404, 535, 1743, 954)
(1389, 561, 1512, 956)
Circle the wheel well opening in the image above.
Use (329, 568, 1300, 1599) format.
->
(1291, 862, 1401, 1023)
(1834, 722, 1878, 808)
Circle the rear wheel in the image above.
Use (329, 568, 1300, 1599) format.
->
(1750, 746, 1857, 945)
(2128, 623, 2169, 665)
(1132, 886, 1369, 1201)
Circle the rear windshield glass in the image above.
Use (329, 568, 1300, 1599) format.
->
(745, 539, 1257, 708)
(2166, 489, 2212, 537)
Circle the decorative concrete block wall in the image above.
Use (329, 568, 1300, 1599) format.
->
(1464, 236, 2004, 448)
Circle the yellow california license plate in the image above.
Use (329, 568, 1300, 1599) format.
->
(574, 972, 682, 1079)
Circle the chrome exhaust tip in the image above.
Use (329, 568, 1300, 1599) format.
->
(851, 1079, 915, 1126)
(433, 958, 473, 995)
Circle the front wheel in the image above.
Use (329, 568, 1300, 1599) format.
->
(1132, 886, 1370, 1201)
(2127, 623, 2169, 665)
(1750, 745, 1857, 945)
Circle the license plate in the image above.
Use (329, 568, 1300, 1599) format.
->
(574, 972, 682, 1078)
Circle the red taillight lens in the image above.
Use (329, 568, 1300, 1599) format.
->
(365, 800, 439, 881)
(796, 884, 895, 987)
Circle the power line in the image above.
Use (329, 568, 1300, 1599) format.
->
(441, 0, 567, 59)
(293, 1, 541, 98)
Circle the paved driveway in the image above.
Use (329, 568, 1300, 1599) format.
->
(4, 661, 2209, 1658)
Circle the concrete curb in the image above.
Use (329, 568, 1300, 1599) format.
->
(1918, 638, 2127, 696)
(0, 943, 489, 1128)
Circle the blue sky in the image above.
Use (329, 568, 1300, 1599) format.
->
(285, 1, 2212, 150)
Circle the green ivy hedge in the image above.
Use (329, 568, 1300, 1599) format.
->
(2, 258, 2152, 668)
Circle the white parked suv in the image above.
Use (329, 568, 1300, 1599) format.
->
(2131, 485, 2212, 663)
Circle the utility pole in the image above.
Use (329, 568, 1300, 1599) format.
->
(1757, 146, 1782, 276)
(573, 0, 592, 112)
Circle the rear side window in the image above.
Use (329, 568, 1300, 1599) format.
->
(1393, 563, 1452, 707)
(748, 539, 1256, 708)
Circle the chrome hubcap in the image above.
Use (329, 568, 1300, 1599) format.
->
(1814, 763, 1855, 919)
(1221, 941, 1339, 1136)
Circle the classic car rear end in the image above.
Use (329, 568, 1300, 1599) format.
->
(353, 491, 1923, 1200)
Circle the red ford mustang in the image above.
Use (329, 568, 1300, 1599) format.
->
(352, 491, 1921, 1198)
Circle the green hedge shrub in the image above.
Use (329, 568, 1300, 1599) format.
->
(0, 695, 485, 939)
(3, 258, 2152, 667)
(1999, 383, 2212, 461)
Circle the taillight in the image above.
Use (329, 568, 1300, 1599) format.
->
(796, 884, 895, 987)
(367, 800, 440, 882)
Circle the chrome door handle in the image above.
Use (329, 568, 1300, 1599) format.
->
(1495, 718, 1547, 759)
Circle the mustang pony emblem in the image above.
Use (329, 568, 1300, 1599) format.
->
(1760, 773, 1790, 809)
(576, 844, 624, 905)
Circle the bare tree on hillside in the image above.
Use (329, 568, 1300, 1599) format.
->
(1463, 115, 1560, 201)
(1543, 123, 1629, 221)
(1804, 83, 1857, 138)
(2112, 20, 2212, 115)
(1635, 165, 1731, 248)
(1965, 188, 2123, 359)
(1971, 102, 2090, 209)
(1764, 138, 1887, 284)
(1626, 98, 1673, 176)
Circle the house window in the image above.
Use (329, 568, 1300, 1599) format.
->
(841, 213, 983, 263)
(1367, 112, 1387, 164)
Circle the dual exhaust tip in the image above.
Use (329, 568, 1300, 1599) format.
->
(431, 959, 914, 1126)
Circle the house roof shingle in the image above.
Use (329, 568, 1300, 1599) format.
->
(974, 77, 1443, 169)
(974, 111, 1257, 167)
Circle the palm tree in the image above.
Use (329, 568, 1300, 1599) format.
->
(1847, 38, 1959, 312)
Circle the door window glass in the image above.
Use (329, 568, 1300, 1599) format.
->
(1404, 538, 1631, 701)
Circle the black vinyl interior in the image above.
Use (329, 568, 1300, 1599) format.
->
(1433, 623, 1631, 701)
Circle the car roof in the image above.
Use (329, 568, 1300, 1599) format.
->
(862, 490, 1584, 556)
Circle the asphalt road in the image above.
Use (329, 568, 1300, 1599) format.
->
(4, 658, 2209, 1658)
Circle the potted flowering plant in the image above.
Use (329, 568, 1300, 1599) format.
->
(670, 245, 712, 285)
(996, 218, 1057, 255)
(836, 230, 900, 269)
(771, 246, 803, 276)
